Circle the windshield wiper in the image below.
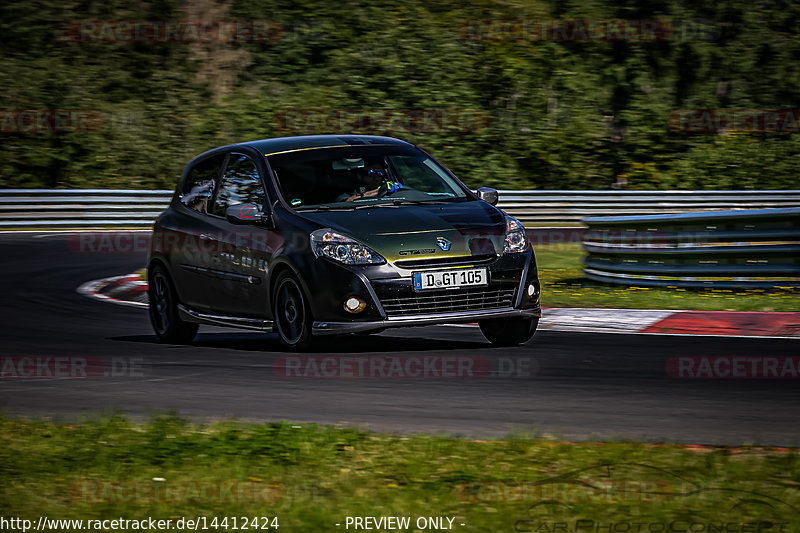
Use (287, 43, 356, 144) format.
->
(296, 205, 352, 212)
(297, 199, 451, 212)
(296, 203, 387, 212)
(385, 199, 451, 205)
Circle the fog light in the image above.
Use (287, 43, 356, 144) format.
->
(527, 284, 537, 297)
(344, 296, 367, 313)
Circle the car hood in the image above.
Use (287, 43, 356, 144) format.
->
(300, 201, 507, 262)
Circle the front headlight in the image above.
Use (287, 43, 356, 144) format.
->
(310, 229, 385, 265)
(503, 215, 528, 253)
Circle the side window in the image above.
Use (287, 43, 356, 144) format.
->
(212, 154, 266, 217)
(180, 155, 225, 214)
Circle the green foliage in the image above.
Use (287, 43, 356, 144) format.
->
(1, 416, 799, 528)
(2, 0, 799, 190)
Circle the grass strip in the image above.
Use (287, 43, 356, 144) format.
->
(0, 416, 798, 530)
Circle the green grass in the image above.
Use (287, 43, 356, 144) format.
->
(536, 243, 800, 312)
(0, 416, 798, 531)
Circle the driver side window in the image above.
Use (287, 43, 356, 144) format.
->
(212, 154, 266, 217)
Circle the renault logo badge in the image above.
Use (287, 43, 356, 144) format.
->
(435, 237, 451, 251)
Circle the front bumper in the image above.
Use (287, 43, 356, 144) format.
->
(296, 245, 540, 334)
(309, 249, 541, 335)
(312, 306, 541, 335)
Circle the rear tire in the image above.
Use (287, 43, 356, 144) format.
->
(148, 264, 199, 344)
(479, 317, 538, 347)
(273, 271, 314, 351)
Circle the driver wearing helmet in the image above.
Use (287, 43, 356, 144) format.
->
(337, 164, 403, 202)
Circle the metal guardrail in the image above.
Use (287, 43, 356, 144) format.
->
(498, 190, 800, 224)
(582, 207, 800, 288)
(0, 189, 799, 228)
(0, 189, 173, 227)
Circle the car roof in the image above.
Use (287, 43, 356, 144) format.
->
(236, 135, 413, 156)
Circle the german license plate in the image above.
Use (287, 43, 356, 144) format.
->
(413, 268, 488, 291)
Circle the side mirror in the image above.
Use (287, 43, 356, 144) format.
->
(476, 187, 499, 206)
(225, 204, 274, 229)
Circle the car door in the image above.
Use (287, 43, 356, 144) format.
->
(170, 153, 227, 312)
(204, 152, 273, 317)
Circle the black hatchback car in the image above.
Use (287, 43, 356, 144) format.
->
(147, 135, 541, 349)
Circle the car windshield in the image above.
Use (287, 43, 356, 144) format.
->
(266, 145, 469, 210)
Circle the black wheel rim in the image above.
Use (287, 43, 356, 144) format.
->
(275, 279, 305, 345)
(151, 274, 170, 334)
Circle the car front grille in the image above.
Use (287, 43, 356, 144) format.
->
(379, 287, 516, 317)
(393, 253, 497, 269)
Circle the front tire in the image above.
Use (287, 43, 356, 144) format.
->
(273, 271, 313, 351)
(148, 264, 198, 344)
(479, 317, 538, 347)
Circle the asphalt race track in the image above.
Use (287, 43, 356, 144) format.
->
(1, 232, 798, 446)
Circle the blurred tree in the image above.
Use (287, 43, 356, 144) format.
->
(0, 0, 799, 189)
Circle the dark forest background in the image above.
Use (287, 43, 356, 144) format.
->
(2, 0, 799, 190)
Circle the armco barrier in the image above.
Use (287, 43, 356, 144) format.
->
(0, 189, 173, 227)
(1, 189, 799, 228)
(582, 207, 800, 288)
(497, 190, 800, 224)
